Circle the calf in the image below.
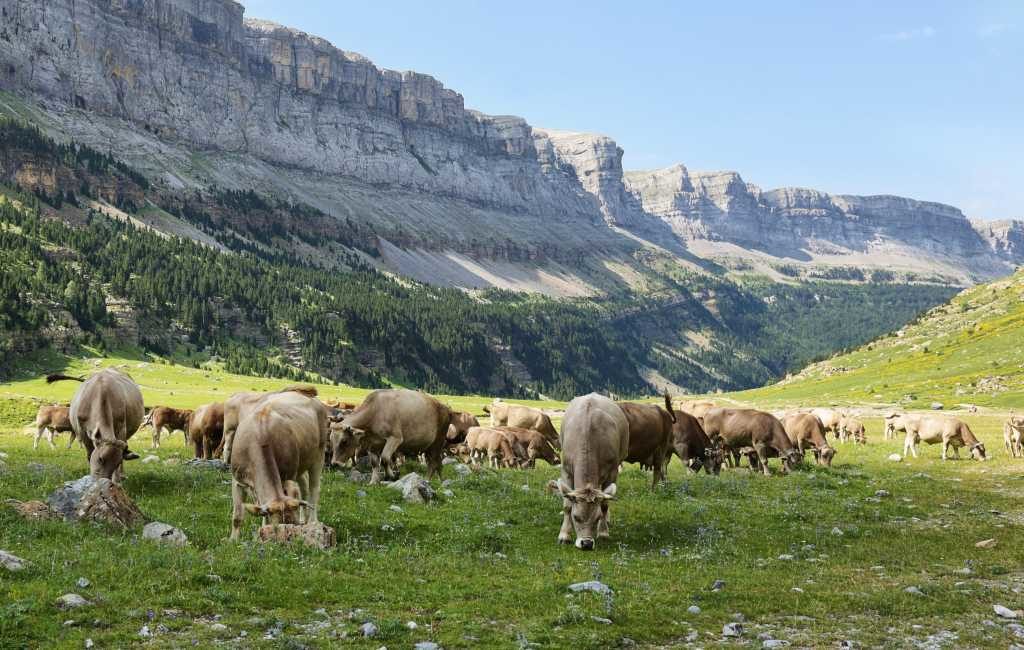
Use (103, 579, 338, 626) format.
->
(1004, 415, 1024, 458)
(548, 393, 628, 550)
(147, 406, 193, 449)
(704, 407, 802, 475)
(903, 415, 986, 460)
(499, 426, 560, 468)
(33, 404, 74, 450)
(484, 400, 560, 450)
(466, 427, 518, 468)
(229, 391, 328, 540)
(839, 416, 867, 445)
(783, 413, 836, 466)
(188, 402, 225, 459)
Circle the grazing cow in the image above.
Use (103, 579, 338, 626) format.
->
(446, 411, 481, 444)
(229, 391, 328, 540)
(187, 402, 225, 459)
(146, 406, 193, 449)
(883, 412, 908, 440)
(483, 400, 559, 450)
(337, 389, 451, 483)
(1004, 415, 1024, 458)
(548, 393, 629, 550)
(33, 404, 75, 450)
(221, 385, 320, 464)
(810, 408, 844, 438)
(839, 416, 867, 445)
(665, 399, 722, 475)
(618, 398, 675, 488)
(499, 426, 561, 468)
(903, 415, 987, 460)
(465, 426, 518, 468)
(704, 407, 802, 475)
(678, 400, 716, 422)
(46, 370, 144, 481)
(783, 413, 836, 466)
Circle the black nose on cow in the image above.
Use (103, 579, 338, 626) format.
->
(578, 538, 594, 551)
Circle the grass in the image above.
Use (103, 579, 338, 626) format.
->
(4, 410, 1024, 648)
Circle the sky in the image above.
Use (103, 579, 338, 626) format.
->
(236, 1, 1023, 220)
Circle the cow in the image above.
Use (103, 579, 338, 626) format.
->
(704, 407, 802, 475)
(220, 385, 320, 464)
(548, 393, 629, 550)
(883, 412, 909, 440)
(902, 415, 987, 460)
(618, 398, 675, 488)
(46, 370, 144, 482)
(336, 389, 451, 483)
(483, 400, 559, 450)
(678, 400, 716, 423)
(446, 411, 480, 444)
(839, 416, 867, 445)
(33, 404, 75, 450)
(229, 391, 328, 540)
(810, 408, 844, 439)
(187, 402, 225, 459)
(465, 426, 518, 468)
(145, 406, 193, 449)
(499, 426, 561, 468)
(665, 399, 722, 475)
(783, 413, 836, 466)
(1004, 414, 1024, 458)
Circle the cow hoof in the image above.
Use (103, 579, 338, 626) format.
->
(558, 535, 573, 545)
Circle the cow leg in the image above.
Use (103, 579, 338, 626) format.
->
(380, 437, 402, 480)
(202, 435, 213, 460)
(34, 426, 45, 450)
(367, 451, 383, 485)
(425, 442, 443, 480)
(941, 439, 949, 461)
(903, 434, 916, 459)
(152, 425, 160, 449)
(598, 501, 610, 539)
(753, 444, 771, 476)
(651, 448, 666, 488)
(193, 436, 203, 459)
(230, 480, 245, 541)
(558, 498, 573, 544)
(306, 463, 322, 525)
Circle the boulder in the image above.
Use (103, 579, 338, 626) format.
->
(257, 522, 336, 549)
(142, 522, 188, 547)
(76, 479, 144, 529)
(0, 550, 29, 572)
(931, 402, 944, 410)
(141, 455, 160, 464)
(452, 463, 472, 477)
(184, 458, 228, 471)
(568, 581, 613, 596)
(48, 475, 97, 520)
(6, 499, 56, 521)
(387, 472, 436, 504)
(887, 454, 903, 462)
(55, 593, 90, 610)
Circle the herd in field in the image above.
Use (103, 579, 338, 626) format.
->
(26, 368, 1024, 550)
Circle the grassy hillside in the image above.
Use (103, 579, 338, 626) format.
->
(729, 268, 1024, 409)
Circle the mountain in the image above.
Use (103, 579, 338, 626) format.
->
(0, 0, 1020, 292)
(736, 268, 1024, 409)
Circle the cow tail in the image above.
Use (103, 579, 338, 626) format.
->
(482, 405, 490, 414)
(46, 374, 85, 384)
(664, 392, 677, 423)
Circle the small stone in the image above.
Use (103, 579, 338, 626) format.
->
(875, 490, 891, 498)
(685, 631, 699, 642)
(995, 604, 1020, 619)
(406, 621, 418, 630)
(791, 587, 804, 593)
(85, 639, 94, 649)
(521, 484, 530, 492)
(442, 489, 454, 498)
(0, 550, 29, 572)
(452, 463, 471, 477)
(142, 522, 188, 547)
(389, 505, 403, 513)
(414, 643, 441, 650)
(56, 594, 90, 610)
(687, 605, 701, 615)
(591, 616, 612, 625)
(355, 490, 367, 498)
(763, 641, 790, 649)
(904, 586, 924, 596)
(184, 458, 229, 471)
(387, 472, 436, 504)
(138, 625, 151, 638)
(887, 454, 902, 462)
(831, 527, 844, 536)
(711, 579, 725, 591)
(76, 577, 91, 589)
(732, 612, 746, 622)
(163, 458, 180, 466)
(210, 623, 228, 632)
(494, 552, 507, 559)
(360, 622, 378, 637)
(349, 470, 367, 483)
(568, 580, 613, 596)
(931, 402, 944, 410)
(778, 554, 795, 561)
(141, 455, 160, 464)
(975, 538, 997, 549)
(722, 622, 744, 637)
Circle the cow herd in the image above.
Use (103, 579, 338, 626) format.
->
(26, 368, 1022, 551)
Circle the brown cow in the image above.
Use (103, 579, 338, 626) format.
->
(499, 426, 561, 468)
(618, 398, 674, 488)
(46, 370, 144, 481)
(783, 413, 836, 466)
(220, 385, 319, 464)
(146, 406, 193, 449)
(188, 402, 225, 459)
(229, 391, 328, 540)
(337, 389, 451, 482)
(704, 407, 802, 475)
(549, 393, 629, 550)
(33, 404, 74, 450)
(446, 411, 481, 444)
(483, 400, 559, 449)
(665, 401, 722, 475)
(466, 426, 518, 468)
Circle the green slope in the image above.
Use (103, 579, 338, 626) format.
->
(731, 268, 1024, 408)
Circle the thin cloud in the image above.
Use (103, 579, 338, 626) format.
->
(879, 26, 936, 42)
(978, 23, 1015, 38)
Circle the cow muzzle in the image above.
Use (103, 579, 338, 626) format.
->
(576, 537, 595, 551)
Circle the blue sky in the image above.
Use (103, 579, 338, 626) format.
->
(237, 1, 1023, 219)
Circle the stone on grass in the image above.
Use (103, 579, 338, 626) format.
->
(831, 527, 844, 536)
(76, 577, 91, 589)
(0, 550, 29, 572)
(56, 594, 90, 610)
(184, 458, 228, 471)
(414, 643, 441, 650)
(875, 490, 891, 498)
(931, 402, 944, 410)
(568, 580, 613, 596)
(442, 489, 454, 498)
(887, 454, 902, 462)
(406, 621, 418, 630)
(591, 616, 612, 625)
(904, 586, 924, 596)
(143, 522, 188, 547)
(995, 604, 1020, 619)
(257, 522, 336, 549)
(687, 605, 701, 615)
(360, 622, 378, 637)
(441, 457, 458, 465)
(355, 490, 367, 498)
(711, 579, 726, 591)
(141, 455, 160, 464)
(975, 538, 997, 549)
(349, 469, 368, 484)
(76, 479, 144, 529)
(778, 554, 794, 561)
(387, 472, 436, 504)
(722, 622, 744, 637)
(763, 641, 790, 648)
(389, 504, 404, 513)
(48, 475, 97, 520)
(6, 499, 56, 520)
(452, 463, 472, 477)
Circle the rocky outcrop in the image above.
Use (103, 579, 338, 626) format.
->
(974, 220, 1024, 263)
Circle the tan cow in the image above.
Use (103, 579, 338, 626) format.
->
(839, 416, 867, 445)
(146, 406, 193, 449)
(883, 412, 916, 440)
(446, 411, 480, 444)
(704, 407, 802, 475)
(46, 370, 144, 481)
(783, 413, 836, 466)
(221, 385, 319, 464)
(483, 400, 559, 449)
(665, 403, 722, 475)
(810, 408, 844, 438)
(678, 400, 716, 422)
(499, 426, 560, 468)
(618, 398, 675, 487)
(337, 389, 451, 483)
(549, 393, 629, 550)
(188, 402, 225, 459)
(229, 391, 328, 540)
(465, 426, 518, 468)
(33, 404, 74, 450)
(903, 415, 987, 460)
(1004, 415, 1024, 457)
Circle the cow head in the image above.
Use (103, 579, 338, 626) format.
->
(704, 443, 724, 475)
(780, 448, 804, 472)
(969, 442, 987, 461)
(329, 426, 359, 468)
(817, 445, 836, 467)
(89, 438, 128, 479)
(550, 479, 616, 550)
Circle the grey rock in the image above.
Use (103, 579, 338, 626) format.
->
(141, 455, 161, 464)
(406, 621, 418, 630)
(875, 490, 891, 498)
(687, 605, 701, 615)
(414, 643, 441, 650)
(904, 586, 924, 596)
(711, 579, 726, 591)
(389, 505, 404, 513)
(142, 522, 188, 547)
(452, 463, 472, 477)
(441, 457, 458, 465)
(85, 639, 94, 649)
(931, 402, 944, 410)
(568, 581, 613, 596)
(76, 577, 91, 589)
(590, 617, 612, 625)
(887, 454, 903, 462)
(763, 641, 790, 649)
(387, 473, 436, 504)
(56, 594, 90, 610)
(184, 458, 229, 471)
(349, 470, 368, 484)
(0, 550, 29, 571)
(360, 622, 378, 638)
(831, 527, 844, 536)
(442, 489, 455, 498)
(995, 604, 1020, 619)
(722, 622, 744, 637)
(355, 490, 367, 498)
(48, 476, 97, 520)
(778, 554, 795, 561)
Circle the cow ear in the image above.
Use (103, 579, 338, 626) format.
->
(602, 483, 618, 500)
